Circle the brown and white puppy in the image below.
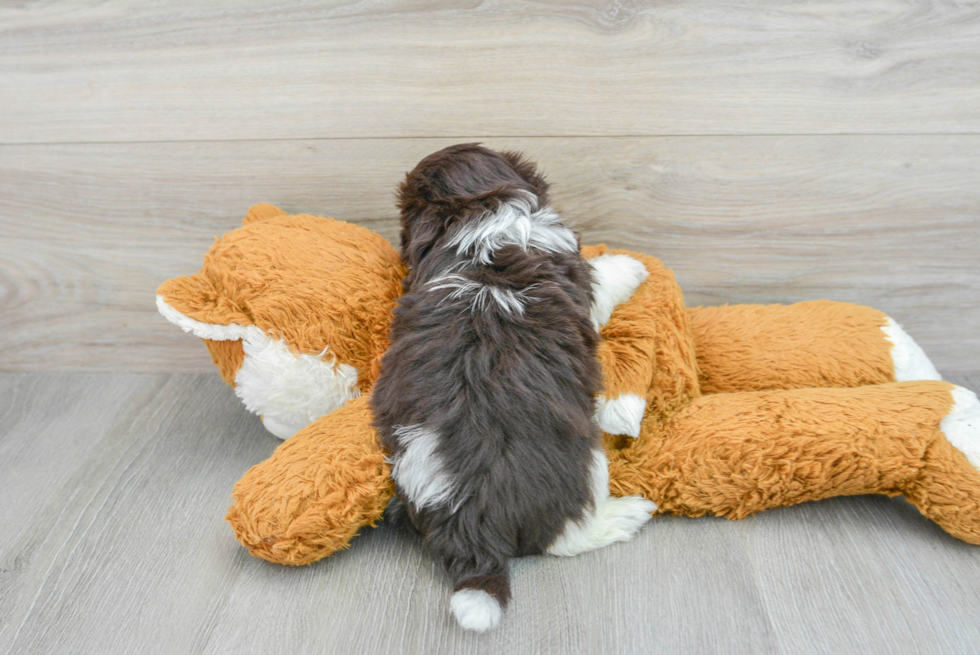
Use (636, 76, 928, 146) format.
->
(371, 144, 655, 632)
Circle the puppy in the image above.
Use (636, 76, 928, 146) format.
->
(372, 144, 655, 632)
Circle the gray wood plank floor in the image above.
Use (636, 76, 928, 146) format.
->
(2, 372, 980, 655)
(3, 0, 979, 651)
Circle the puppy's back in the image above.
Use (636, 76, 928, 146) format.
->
(373, 145, 652, 632)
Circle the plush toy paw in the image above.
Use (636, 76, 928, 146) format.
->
(942, 386, 980, 469)
(903, 384, 980, 545)
(589, 254, 650, 332)
(594, 393, 646, 437)
(882, 317, 942, 381)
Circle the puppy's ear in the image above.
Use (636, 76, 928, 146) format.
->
(399, 203, 447, 271)
(500, 149, 550, 206)
(398, 170, 453, 271)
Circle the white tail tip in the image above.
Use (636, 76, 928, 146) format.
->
(451, 589, 502, 632)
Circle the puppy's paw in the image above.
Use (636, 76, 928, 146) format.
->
(595, 393, 646, 438)
(600, 495, 657, 543)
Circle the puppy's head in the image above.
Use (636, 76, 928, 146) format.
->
(397, 144, 550, 270)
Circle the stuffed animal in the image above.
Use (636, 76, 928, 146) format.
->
(158, 204, 980, 567)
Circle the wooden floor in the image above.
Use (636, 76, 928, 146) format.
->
(3, 372, 980, 654)
(2, 0, 979, 652)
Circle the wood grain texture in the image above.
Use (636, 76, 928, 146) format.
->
(0, 373, 276, 654)
(2, 0, 979, 143)
(3, 372, 980, 654)
(2, 136, 978, 374)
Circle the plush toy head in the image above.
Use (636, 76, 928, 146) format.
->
(156, 203, 406, 438)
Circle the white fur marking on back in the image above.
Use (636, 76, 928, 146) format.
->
(445, 191, 577, 264)
(427, 274, 536, 316)
(546, 450, 656, 557)
(882, 317, 942, 381)
(942, 386, 980, 471)
(595, 393, 647, 438)
(388, 425, 458, 510)
(157, 294, 360, 440)
(588, 254, 649, 331)
(451, 589, 502, 632)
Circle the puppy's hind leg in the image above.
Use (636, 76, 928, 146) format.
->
(546, 450, 656, 557)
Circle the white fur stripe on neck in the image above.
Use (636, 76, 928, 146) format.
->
(445, 192, 577, 264)
(426, 273, 536, 316)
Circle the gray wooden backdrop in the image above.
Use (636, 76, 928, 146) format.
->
(2, 1, 979, 653)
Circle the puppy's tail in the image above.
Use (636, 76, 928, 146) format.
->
(450, 563, 510, 632)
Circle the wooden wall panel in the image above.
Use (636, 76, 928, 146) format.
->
(1, 0, 979, 143)
(2, 136, 977, 373)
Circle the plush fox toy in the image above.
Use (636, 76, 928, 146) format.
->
(158, 204, 980, 568)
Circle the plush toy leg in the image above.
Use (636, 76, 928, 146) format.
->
(607, 381, 980, 544)
(688, 300, 940, 394)
(583, 245, 700, 436)
(905, 386, 980, 543)
(226, 396, 393, 565)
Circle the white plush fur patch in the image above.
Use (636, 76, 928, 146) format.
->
(942, 386, 980, 471)
(450, 589, 502, 632)
(882, 317, 941, 381)
(594, 393, 646, 438)
(445, 191, 577, 264)
(388, 424, 458, 510)
(588, 254, 649, 331)
(157, 295, 360, 440)
(235, 331, 360, 439)
(546, 450, 656, 556)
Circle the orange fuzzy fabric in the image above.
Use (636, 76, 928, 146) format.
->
(583, 245, 700, 420)
(607, 382, 958, 519)
(156, 205, 980, 565)
(226, 396, 393, 565)
(689, 301, 894, 394)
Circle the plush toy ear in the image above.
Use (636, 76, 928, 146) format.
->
(156, 273, 252, 340)
(243, 203, 287, 225)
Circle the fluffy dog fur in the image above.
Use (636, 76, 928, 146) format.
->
(372, 144, 651, 632)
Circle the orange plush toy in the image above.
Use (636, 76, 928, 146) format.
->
(158, 204, 980, 566)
